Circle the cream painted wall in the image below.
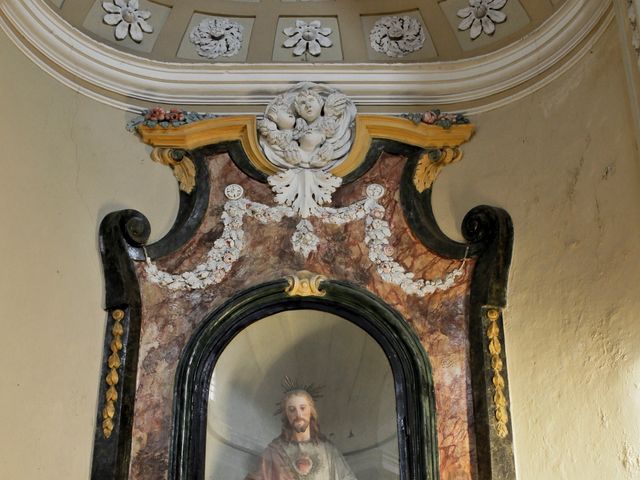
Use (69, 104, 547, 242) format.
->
(0, 31, 177, 479)
(1, 19, 639, 480)
(433, 24, 640, 479)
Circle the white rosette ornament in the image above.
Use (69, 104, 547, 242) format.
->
(457, 0, 508, 39)
(102, 0, 152, 42)
(283, 20, 332, 56)
(190, 18, 244, 59)
(369, 16, 425, 58)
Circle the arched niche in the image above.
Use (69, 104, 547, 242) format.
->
(171, 278, 439, 480)
(205, 310, 398, 479)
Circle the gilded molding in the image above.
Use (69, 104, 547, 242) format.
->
(285, 271, 326, 297)
(137, 114, 474, 181)
(486, 307, 509, 438)
(413, 147, 463, 192)
(103, 309, 125, 439)
(151, 148, 196, 194)
(138, 116, 278, 176)
(332, 115, 473, 179)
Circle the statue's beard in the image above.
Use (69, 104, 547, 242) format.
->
(291, 418, 309, 433)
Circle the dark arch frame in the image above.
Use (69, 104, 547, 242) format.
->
(170, 278, 439, 480)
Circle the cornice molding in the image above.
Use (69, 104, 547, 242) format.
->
(136, 114, 475, 178)
(0, 0, 613, 112)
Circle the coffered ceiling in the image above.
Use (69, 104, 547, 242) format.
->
(0, 0, 613, 112)
(54, 0, 562, 63)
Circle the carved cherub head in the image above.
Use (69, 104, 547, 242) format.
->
(294, 89, 324, 124)
(265, 98, 296, 131)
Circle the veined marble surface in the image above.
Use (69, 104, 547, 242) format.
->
(129, 152, 476, 479)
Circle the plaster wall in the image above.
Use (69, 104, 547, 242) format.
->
(0, 20, 639, 480)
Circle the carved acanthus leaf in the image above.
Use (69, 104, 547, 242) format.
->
(413, 147, 462, 192)
(268, 169, 342, 218)
(151, 148, 196, 194)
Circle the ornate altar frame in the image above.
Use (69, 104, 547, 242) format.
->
(90, 87, 514, 480)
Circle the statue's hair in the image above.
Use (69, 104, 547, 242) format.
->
(265, 97, 293, 123)
(293, 89, 324, 116)
(279, 390, 326, 444)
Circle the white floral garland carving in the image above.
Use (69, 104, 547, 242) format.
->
(145, 184, 466, 296)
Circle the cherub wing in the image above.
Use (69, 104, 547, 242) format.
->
(257, 117, 276, 138)
(323, 92, 347, 119)
(321, 92, 356, 162)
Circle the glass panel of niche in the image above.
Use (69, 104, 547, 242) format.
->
(205, 309, 399, 480)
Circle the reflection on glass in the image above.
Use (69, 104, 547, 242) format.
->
(205, 310, 399, 480)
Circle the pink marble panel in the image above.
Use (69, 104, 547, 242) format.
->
(129, 152, 477, 479)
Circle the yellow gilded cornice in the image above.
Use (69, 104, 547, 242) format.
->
(136, 114, 475, 180)
(332, 115, 474, 178)
(138, 116, 278, 176)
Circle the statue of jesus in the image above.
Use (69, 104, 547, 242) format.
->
(245, 381, 358, 480)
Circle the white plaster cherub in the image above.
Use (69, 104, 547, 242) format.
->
(258, 83, 356, 171)
(291, 90, 349, 168)
(258, 83, 357, 217)
(258, 98, 303, 166)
